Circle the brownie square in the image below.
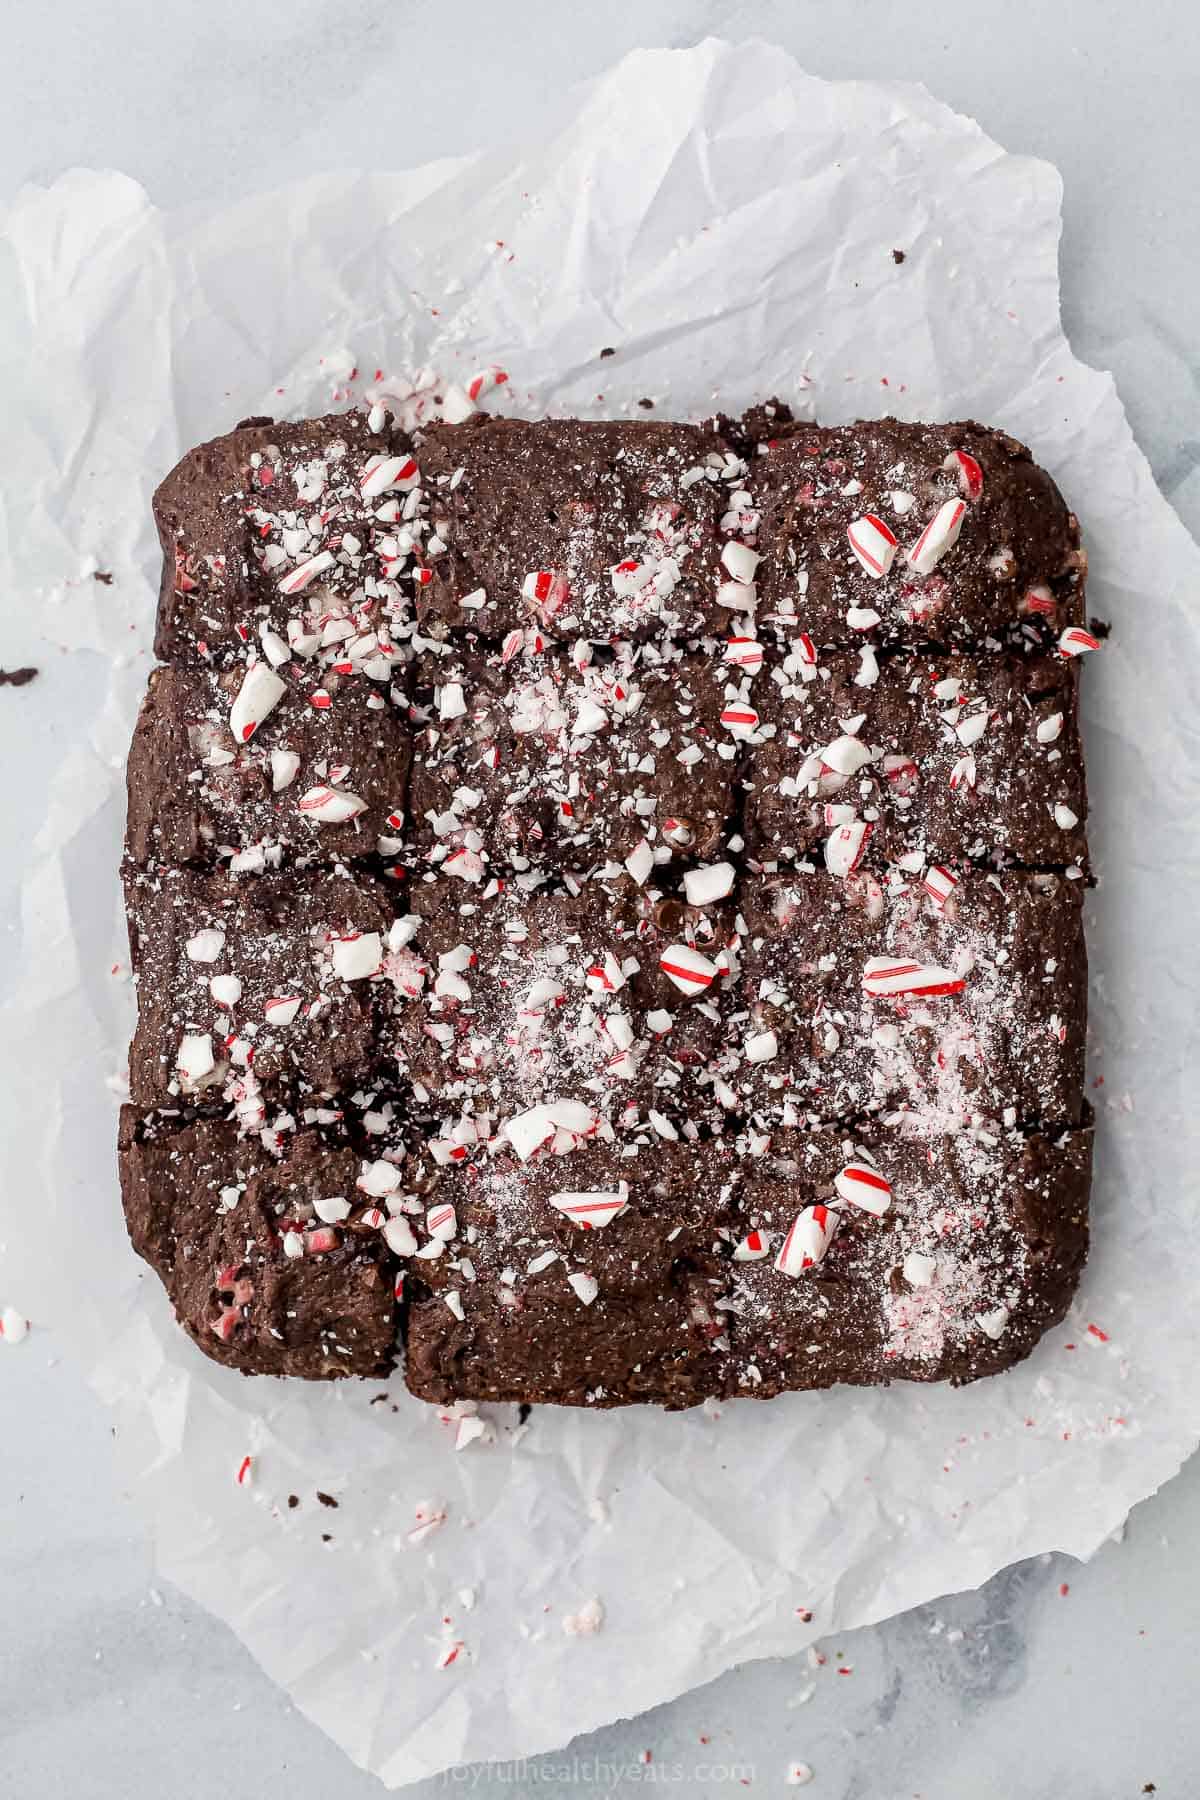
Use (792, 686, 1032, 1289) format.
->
(719, 1123, 1092, 1392)
(742, 645, 1088, 869)
(407, 640, 739, 876)
(125, 662, 412, 868)
(123, 863, 405, 1112)
(726, 867, 1086, 1129)
(749, 420, 1086, 648)
(154, 410, 416, 666)
(118, 1107, 397, 1379)
(413, 416, 738, 640)
(402, 1136, 737, 1409)
(392, 874, 738, 1124)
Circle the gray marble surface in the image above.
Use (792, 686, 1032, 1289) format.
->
(2, 3, 1197, 1794)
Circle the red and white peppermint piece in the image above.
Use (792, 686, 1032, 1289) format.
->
(230, 663, 286, 744)
(1037, 712, 1064, 744)
(1021, 583, 1057, 617)
(277, 549, 335, 595)
(824, 818, 872, 877)
(948, 752, 977, 792)
(521, 569, 569, 615)
(567, 1271, 600, 1306)
(833, 1162, 892, 1216)
(683, 862, 736, 907)
(725, 636, 764, 671)
(332, 931, 383, 981)
(304, 1227, 339, 1255)
(846, 515, 898, 579)
(297, 786, 367, 823)
(744, 1028, 778, 1064)
(209, 973, 242, 1007)
(720, 703, 760, 738)
(263, 995, 301, 1027)
(443, 846, 485, 884)
(1058, 626, 1100, 658)
(905, 499, 966, 575)
(659, 944, 719, 995)
(775, 1204, 839, 1276)
(942, 449, 984, 499)
(922, 865, 958, 909)
(862, 957, 966, 998)
(384, 1216, 418, 1257)
(185, 928, 225, 963)
(548, 1185, 629, 1229)
(903, 1250, 937, 1288)
(360, 455, 419, 499)
(177, 1032, 216, 1086)
(733, 1228, 771, 1262)
(426, 1202, 458, 1242)
(0, 1306, 30, 1345)
(466, 366, 509, 404)
(820, 734, 873, 777)
(270, 748, 301, 792)
(720, 540, 761, 585)
(795, 633, 817, 666)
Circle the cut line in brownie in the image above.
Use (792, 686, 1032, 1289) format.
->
(742, 643, 1088, 871)
(125, 661, 412, 870)
(118, 1106, 397, 1379)
(402, 1121, 1092, 1408)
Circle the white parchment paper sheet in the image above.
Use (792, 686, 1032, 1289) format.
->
(1, 39, 1197, 1786)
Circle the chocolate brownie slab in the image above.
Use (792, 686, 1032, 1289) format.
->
(749, 419, 1087, 649)
(125, 400, 1094, 1401)
(118, 1107, 396, 1378)
(725, 866, 1086, 1130)
(742, 645, 1087, 869)
(123, 864, 404, 1111)
(401, 1123, 1091, 1407)
(153, 410, 422, 666)
(414, 415, 742, 640)
(407, 640, 738, 877)
(125, 662, 412, 868)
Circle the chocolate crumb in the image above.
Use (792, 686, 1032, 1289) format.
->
(316, 1490, 339, 1509)
(0, 667, 38, 688)
(287, 1494, 300, 1509)
(599, 347, 616, 359)
(321, 1532, 333, 1543)
(637, 397, 655, 410)
(93, 570, 115, 586)
(518, 1403, 533, 1425)
(1089, 617, 1111, 639)
(892, 249, 907, 265)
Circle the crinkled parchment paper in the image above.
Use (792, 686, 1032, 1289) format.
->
(1, 38, 1197, 1786)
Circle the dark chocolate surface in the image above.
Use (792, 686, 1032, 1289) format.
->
(122, 401, 1094, 1405)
